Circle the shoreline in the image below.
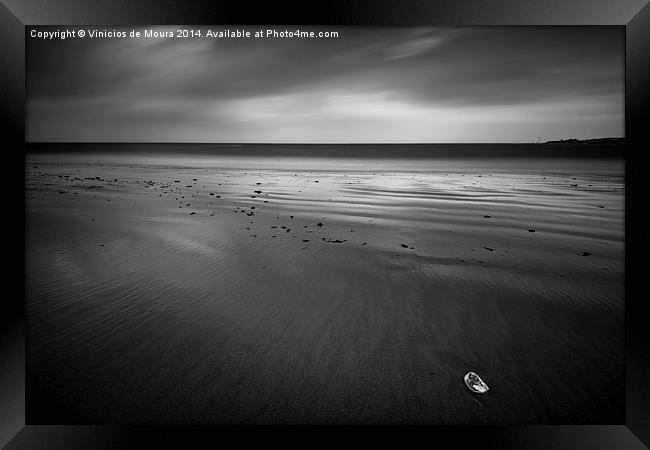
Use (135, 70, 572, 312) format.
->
(26, 154, 624, 424)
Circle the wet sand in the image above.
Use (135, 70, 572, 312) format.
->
(26, 152, 624, 424)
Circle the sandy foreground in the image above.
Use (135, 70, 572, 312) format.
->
(26, 154, 624, 424)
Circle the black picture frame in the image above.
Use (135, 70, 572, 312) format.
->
(2, 1, 648, 448)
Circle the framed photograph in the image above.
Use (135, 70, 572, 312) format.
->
(2, 0, 648, 448)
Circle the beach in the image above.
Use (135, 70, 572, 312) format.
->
(26, 147, 625, 424)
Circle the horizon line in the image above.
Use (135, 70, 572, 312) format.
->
(26, 138, 625, 145)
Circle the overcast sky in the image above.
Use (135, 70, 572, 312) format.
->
(27, 26, 623, 143)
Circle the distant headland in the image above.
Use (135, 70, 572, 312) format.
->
(543, 137, 624, 144)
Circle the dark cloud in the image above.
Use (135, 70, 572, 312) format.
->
(27, 26, 623, 142)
